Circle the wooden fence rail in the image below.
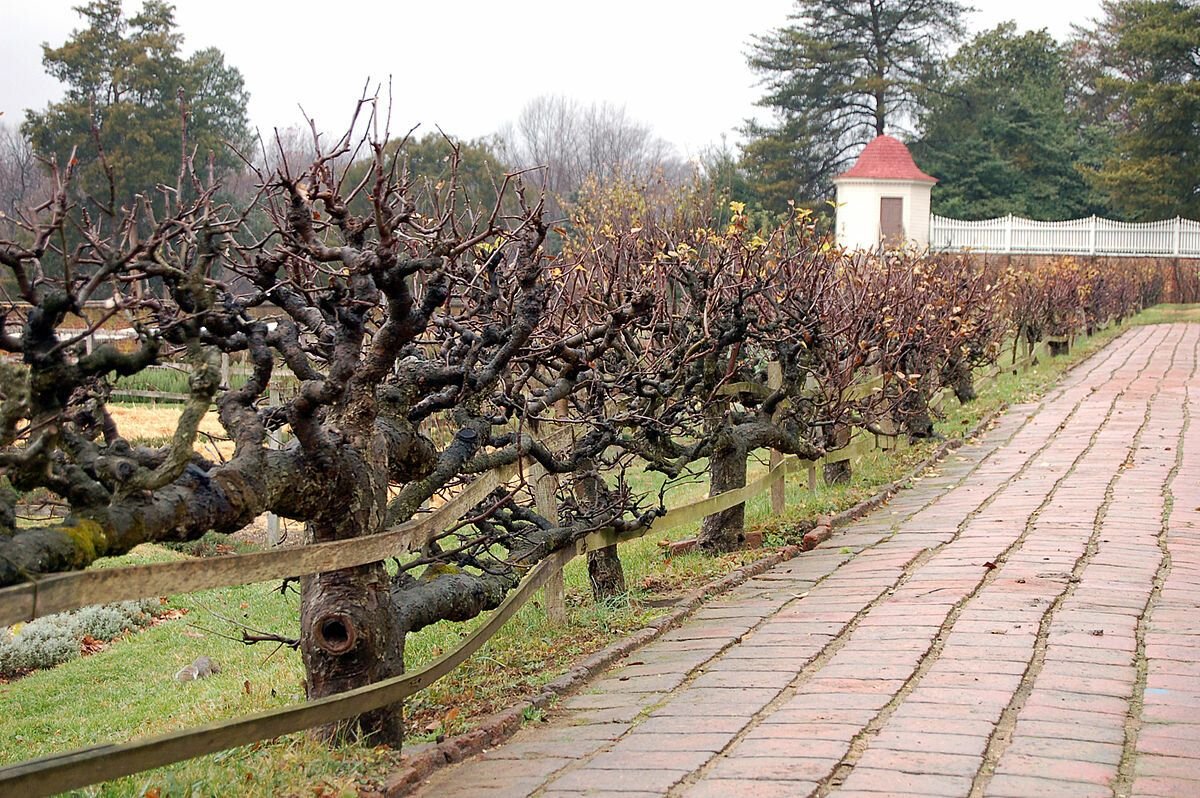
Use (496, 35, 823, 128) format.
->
(0, 365, 892, 627)
(0, 332, 1068, 795)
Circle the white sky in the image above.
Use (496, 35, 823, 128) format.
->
(1, 0, 1104, 157)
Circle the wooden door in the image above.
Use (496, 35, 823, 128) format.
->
(880, 197, 904, 246)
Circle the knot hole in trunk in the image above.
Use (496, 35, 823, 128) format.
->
(314, 613, 357, 654)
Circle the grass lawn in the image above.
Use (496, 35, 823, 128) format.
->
(0, 310, 1160, 797)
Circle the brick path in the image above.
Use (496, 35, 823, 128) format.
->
(411, 324, 1200, 798)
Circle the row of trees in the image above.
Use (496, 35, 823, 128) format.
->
(12, 1, 1193, 248)
(0, 2, 691, 250)
(0, 0, 1193, 757)
(742, 0, 1200, 222)
(0, 99, 1180, 746)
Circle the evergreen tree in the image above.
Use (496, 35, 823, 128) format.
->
(1073, 0, 1200, 220)
(743, 0, 969, 207)
(342, 131, 512, 219)
(22, 1, 251, 216)
(913, 24, 1101, 220)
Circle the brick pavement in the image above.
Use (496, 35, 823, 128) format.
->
(410, 324, 1200, 798)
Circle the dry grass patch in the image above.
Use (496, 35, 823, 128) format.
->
(109, 404, 233, 460)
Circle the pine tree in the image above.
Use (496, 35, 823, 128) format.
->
(22, 1, 251, 216)
(912, 24, 1102, 220)
(743, 0, 968, 207)
(1073, 0, 1200, 220)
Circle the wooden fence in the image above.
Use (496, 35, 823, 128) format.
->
(930, 214, 1200, 258)
(0, 333, 1071, 795)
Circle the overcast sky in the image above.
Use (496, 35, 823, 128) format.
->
(2, 0, 1104, 156)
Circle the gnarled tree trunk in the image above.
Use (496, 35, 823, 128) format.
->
(587, 548, 627, 600)
(299, 433, 406, 745)
(576, 457, 626, 599)
(301, 561, 406, 744)
(946, 358, 977, 404)
(899, 353, 936, 439)
(697, 433, 748, 552)
(900, 391, 936, 438)
(823, 423, 851, 484)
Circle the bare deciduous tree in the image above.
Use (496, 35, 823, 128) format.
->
(0, 100, 660, 744)
(497, 95, 690, 218)
(0, 121, 51, 218)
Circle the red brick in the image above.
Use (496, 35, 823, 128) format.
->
(1005, 736, 1122, 766)
(853, 748, 982, 777)
(707, 755, 838, 782)
(1137, 731, 1200, 759)
(1010, 720, 1125, 745)
(732, 737, 850, 759)
(837, 767, 973, 796)
(747, 722, 863, 741)
(1021, 689, 1130, 716)
(1130, 776, 1200, 797)
(546, 767, 688, 793)
(870, 730, 990, 757)
(993, 753, 1116, 786)
(681, 780, 817, 798)
(803, 525, 833, 551)
(985, 774, 1111, 797)
(1136, 753, 1200, 779)
(586, 749, 712, 772)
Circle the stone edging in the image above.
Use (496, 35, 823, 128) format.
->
(377, 403, 1013, 796)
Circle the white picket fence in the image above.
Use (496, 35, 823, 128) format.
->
(930, 214, 1200, 257)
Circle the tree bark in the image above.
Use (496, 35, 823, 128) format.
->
(823, 423, 851, 484)
(697, 435, 748, 553)
(901, 390, 936, 438)
(299, 433, 406, 746)
(899, 352, 936, 439)
(301, 560, 406, 745)
(947, 359, 977, 404)
(587, 547, 627, 600)
(575, 456, 626, 600)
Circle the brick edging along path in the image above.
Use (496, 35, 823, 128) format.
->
(407, 324, 1200, 798)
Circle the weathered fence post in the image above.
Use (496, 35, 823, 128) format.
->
(532, 414, 567, 623)
(220, 353, 230, 389)
(767, 361, 786, 515)
(535, 475, 566, 623)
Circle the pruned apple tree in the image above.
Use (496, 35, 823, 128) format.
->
(0, 106, 666, 744)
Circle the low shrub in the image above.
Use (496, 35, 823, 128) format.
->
(0, 599, 163, 676)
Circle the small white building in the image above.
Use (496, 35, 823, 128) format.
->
(833, 135, 937, 252)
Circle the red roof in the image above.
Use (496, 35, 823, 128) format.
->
(836, 135, 937, 183)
